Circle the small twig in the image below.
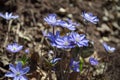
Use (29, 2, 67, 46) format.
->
(53, 27, 55, 35)
(84, 20, 89, 36)
(11, 53, 17, 63)
(0, 67, 8, 73)
(15, 23, 20, 42)
(3, 20, 13, 48)
(103, 51, 109, 74)
(30, 9, 37, 26)
(40, 36, 44, 43)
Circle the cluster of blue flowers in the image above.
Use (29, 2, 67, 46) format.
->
(5, 42, 30, 80)
(44, 14, 89, 49)
(0, 10, 116, 79)
(43, 12, 116, 73)
(0, 11, 30, 80)
(44, 14, 79, 31)
(44, 13, 91, 72)
(45, 31, 89, 49)
(43, 12, 99, 72)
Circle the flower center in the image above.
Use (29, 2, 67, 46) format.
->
(75, 37, 79, 42)
(16, 72, 20, 76)
(64, 41, 69, 45)
(13, 47, 16, 51)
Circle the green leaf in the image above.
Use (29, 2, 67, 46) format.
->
(79, 57, 84, 72)
(20, 54, 28, 65)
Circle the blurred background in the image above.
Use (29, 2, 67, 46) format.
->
(0, 0, 119, 80)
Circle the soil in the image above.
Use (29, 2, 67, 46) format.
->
(0, 0, 119, 80)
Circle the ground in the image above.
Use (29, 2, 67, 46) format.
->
(0, 0, 120, 80)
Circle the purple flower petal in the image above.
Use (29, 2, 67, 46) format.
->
(103, 43, 115, 53)
(89, 57, 98, 66)
(25, 49, 30, 54)
(70, 59, 80, 72)
(16, 62, 22, 72)
(55, 36, 75, 48)
(5, 72, 15, 77)
(9, 64, 17, 73)
(20, 76, 28, 80)
(50, 58, 61, 64)
(21, 67, 30, 75)
(58, 20, 77, 31)
(13, 76, 20, 80)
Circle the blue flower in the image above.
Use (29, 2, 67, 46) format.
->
(25, 49, 29, 54)
(5, 62, 30, 80)
(103, 43, 115, 53)
(50, 58, 61, 64)
(81, 11, 99, 24)
(59, 19, 79, 31)
(69, 32, 89, 47)
(44, 14, 61, 26)
(42, 30, 49, 37)
(67, 19, 79, 27)
(53, 36, 75, 48)
(45, 31, 75, 48)
(0, 12, 19, 20)
(70, 59, 80, 72)
(89, 57, 98, 66)
(47, 31, 60, 46)
(6, 43, 23, 53)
